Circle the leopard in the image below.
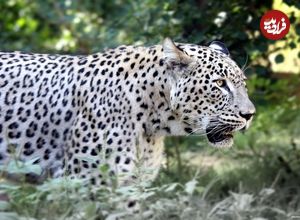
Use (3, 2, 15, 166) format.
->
(0, 38, 255, 186)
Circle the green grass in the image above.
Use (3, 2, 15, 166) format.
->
(0, 152, 299, 220)
(0, 174, 298, 220)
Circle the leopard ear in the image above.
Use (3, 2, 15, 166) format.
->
(163, 38, 193, 68)
(208, 41, 230, 56)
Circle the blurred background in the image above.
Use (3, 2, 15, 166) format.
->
(0, 0, 300, 219)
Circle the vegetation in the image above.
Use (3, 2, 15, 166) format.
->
(0, 0, 300, 219)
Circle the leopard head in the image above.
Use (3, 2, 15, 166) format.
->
(163, 38, 255, 148)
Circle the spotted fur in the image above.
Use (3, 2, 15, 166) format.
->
(0, 38, 255, 185)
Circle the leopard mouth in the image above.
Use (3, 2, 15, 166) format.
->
(206, 124, 234, 147)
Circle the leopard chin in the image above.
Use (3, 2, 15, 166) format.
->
(208, 136, 234, 148)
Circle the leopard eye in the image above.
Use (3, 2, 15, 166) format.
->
(216, 79, 226, 87)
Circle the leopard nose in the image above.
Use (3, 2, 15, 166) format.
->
(239, 111, 254, 121)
